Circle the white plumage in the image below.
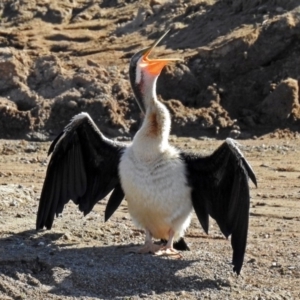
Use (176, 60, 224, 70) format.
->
(119, 51, 193, 244)
(120, 144, 192, 241)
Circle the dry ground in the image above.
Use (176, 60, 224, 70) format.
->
(1, 0, 300, 299)
(0, 134, 299, 299)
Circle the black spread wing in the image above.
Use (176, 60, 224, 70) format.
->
(104, 182, 125, 222)
(181, 138, 257, 275)
(36, 113, 126, 230)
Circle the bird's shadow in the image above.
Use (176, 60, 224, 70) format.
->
(0, 229, 231, 298)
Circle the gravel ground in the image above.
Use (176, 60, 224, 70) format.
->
(0, 135, 299, 299)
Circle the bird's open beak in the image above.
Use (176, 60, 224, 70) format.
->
(140, 30, 180, 76)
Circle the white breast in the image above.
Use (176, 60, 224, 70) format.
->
(119, 145, 192, 240)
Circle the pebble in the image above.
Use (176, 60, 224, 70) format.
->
(67, 100, 77, 108)
(108, 35, 117, 43)
(88, 259, 94, 267)
(275, 7, 284, 13)
(152, 5, 162, 14)
(229, 129, 241, 138)
(63, 233, 72, 240)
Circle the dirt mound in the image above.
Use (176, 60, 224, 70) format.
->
(0, 0, 299, 139)
(257, 78, 300, 124)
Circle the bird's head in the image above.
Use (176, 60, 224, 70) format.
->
(129, 30, 179, 114)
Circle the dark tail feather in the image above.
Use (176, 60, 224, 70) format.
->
(160, 237, 190, 251)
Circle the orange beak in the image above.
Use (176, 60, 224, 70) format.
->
(140, 30, 180, 76)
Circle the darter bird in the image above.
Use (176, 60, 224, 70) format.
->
(36, 31, 257, 275)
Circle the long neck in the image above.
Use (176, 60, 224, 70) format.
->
(133, 75, 171, 157)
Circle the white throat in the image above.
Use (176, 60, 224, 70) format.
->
(132, 64, 171, 160)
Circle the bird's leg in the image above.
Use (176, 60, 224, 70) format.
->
(126, 230, 162, 254)
(154, 229, 183, 258)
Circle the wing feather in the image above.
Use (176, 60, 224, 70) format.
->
(181, 138, 256, 275)
(47, 166, 62, 228)
(36, 113, 126, 230)
(105, 183, 125, 222)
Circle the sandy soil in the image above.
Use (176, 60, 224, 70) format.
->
(0, 134, 300, 299)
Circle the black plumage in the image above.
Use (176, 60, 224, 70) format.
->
(181, 140, 257, 274)
(36, 114, 125, 230)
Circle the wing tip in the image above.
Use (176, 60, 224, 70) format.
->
(104, 212, 110, 222)
(104, 209, 113, 222)
(233, 265, 241, 276)
(232, 255, 243, 275)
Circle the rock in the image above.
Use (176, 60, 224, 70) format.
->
(67, 100, 78, 109)
(28, 55, 64, 96)
(26, 132, 49, 141)
(229, 129, 241, 138)
(0, 48, 30, 92)
(38, 4, 72, 24)
(150, 0, 162, 7)
(257, 78, 299, 124)
(276, 7, 284, 13)
(116, 7, 148, 35)
(157, 63, 200, 106)
(0, 97, 18, 110)
(0, 105, 32, 138)
(9, 82, 38, 111)
(196, 85, 220, 108)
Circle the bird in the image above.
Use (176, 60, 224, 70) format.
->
(36, 31, 257, 275)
